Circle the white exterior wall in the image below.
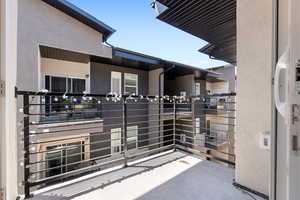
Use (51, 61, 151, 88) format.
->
(236, 0, 274, 195)
(40, 58, 91, 92)
(207, 81, 229, 94)
(17, 0, 112, 91)
(0, 0, 18, 199)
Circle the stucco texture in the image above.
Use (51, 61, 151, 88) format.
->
(236, 0, 273, 195)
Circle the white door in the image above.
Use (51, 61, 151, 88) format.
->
(276, 0, 300, 199)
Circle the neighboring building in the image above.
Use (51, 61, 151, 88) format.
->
(15, 0, 226, 187)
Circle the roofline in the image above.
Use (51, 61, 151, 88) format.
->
(206, 65, 235, 71)
(42, 0, 116, 41)
(113, 47, 219, 76)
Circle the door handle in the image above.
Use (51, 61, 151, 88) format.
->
(274, 49, 289, 121)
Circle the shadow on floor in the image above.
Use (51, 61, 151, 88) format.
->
(33, 152, 187, 200)
(135, 159, 264, 200)
(33, 151, 264, 200)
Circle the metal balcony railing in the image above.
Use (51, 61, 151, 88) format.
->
(16, 90, 236, 199)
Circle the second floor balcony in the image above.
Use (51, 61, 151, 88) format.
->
(14, 91, 263, 200)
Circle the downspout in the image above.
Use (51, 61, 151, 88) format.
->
(158, 64, 175, 97)
(158, 64, 175, 148)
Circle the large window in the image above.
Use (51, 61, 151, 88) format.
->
(45, 141, 85, 177)
(45, 75, 86, 93)
(44, 75, 86, 113)
(124, 73, 138, 95)
(127, 126, 138, 150)
(111, 128, 122, 154)
(195, 118, 200, 134)
(111, 72, 122, 95)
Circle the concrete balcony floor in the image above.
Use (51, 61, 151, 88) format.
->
(32, 151, 263, 200)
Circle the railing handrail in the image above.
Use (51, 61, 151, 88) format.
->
(16, 90, 236, 199)
(15, 90, 236, 98)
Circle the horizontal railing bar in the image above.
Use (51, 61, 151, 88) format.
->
(29, 157, 126, 187)
(30, 128, 174, 166)
(16, 90, 159, 98)
(30, 143, 175, 188)
(175, 128, 194, 134)
(175, 145, 235, 166)
(30, 141, 124, 159)
(126, 144, 174, 159)
(135, 138, 174, 151)
(29, 135, 123, 155)
(194, 114, 236, 119)
(176, 126, 232, 135)
(175, 123, 194, 128)
(31, 138, 175, 175)
(30, 132, 121, 145)
(16, 90, 236, 98)
(127, 131, 174, 145)
(193, 101, 236, 104)
(30, 147, 125, 175)
(195, 108, 236, 112)
(175, 140, 235, 157)
(30, 128, 174, 159)
(126, 118, 171, 126)
(175, 133, 227, 144)
(27, 122, 173, 138)
(131, 128, 174, 138)
(28, 128, 122, 140)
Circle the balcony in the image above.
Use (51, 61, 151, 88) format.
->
(15, 91, 261, 200)
(31, 151, 263, 200)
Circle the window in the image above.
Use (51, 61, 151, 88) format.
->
(195, 118, 200, 134)
(44, 75, 86, 113)
(124, 73, 138, 95)
(195, 82, 201, 96)
(206, 120, 211, 136)
(180, 91, 187, 97)
(127, 126, 138, 150)
(111, 128, 122, 154)
(111, 72, 122, 95)
(45, 141, 85, 177)
(45, 75, 86, 93)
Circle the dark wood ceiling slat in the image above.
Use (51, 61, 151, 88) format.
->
(182, 0, 235, 29)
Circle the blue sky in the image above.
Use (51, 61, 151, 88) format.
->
(68, 0, 227, 68)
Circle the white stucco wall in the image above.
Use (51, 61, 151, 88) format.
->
(17, 0, 112, 91)
(236, 0, 273, 195)
(1, 0, 19, 199)
(207, 81, 229, 94)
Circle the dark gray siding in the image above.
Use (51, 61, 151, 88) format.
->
(90, 62, 149, 95)
(89, 62, 150, 159)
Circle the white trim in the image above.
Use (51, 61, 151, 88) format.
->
(37, 133, 90, 179)
(43, 74, 88, 93)
(124, 73, 138, 95)
(195, 118, 200, 135)
(111, 71, 122, 95)
(0, 0, 18, 198)
(111, 128, 122, 154)
(127, 125, 138, 149)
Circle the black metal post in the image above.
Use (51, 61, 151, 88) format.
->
(173, 98, 176, 151)
(23, 94, 31, 198)
(191, 97, 195, 145)
(123, 98, 128, 167)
